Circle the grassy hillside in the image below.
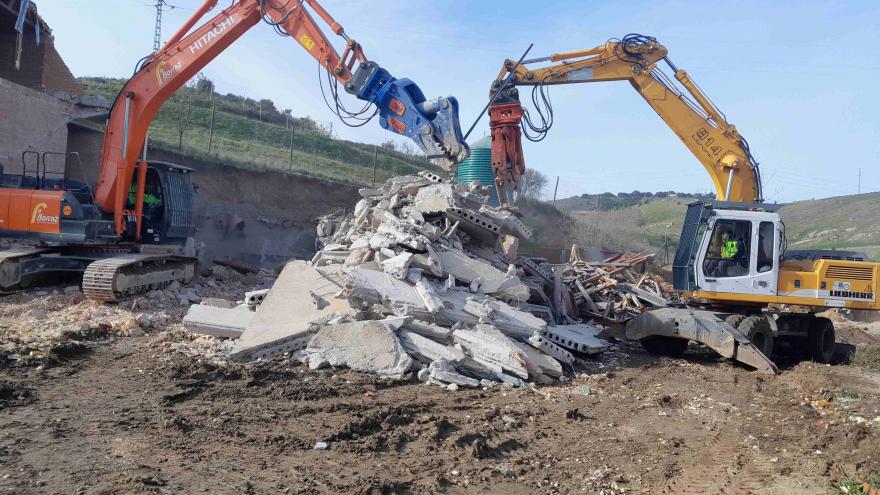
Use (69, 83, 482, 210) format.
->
(558, 193, 880, 260)
(79, 77, 437, 185)
(780, 192, 880, 259)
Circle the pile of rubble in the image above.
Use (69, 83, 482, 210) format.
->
(184, 172, 668, 388)
(560, 249, 670, 324)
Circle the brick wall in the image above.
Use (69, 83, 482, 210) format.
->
(0, 78, 72, 173)
(0, 31, 81, 95)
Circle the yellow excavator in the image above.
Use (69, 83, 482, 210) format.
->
(489, 34, 880, 373)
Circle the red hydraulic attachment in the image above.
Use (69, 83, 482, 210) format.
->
(489, 102, 525, 207)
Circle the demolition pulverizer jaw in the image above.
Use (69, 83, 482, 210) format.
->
(347, 61, 471, 170)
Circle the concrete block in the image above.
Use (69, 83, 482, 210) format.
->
(231, 262, 352, 361)
(418, 170, 445, 184)
(414, 278, 444, 314)
(398, 329, 465, 364)
(381, 252, 414, 279)
(344, 247, 373, 268)
(453, 324, 529, 379)
(311, 250, 350, 266)
(306, 320, 413, 377)
(543, 324, 610, 355)
(428, 359, 480, 388)
(244, 289, 269, 308)
(414, 184, 457, 214)
(183, 304, 253, 339)
(201, 298, 238, 309)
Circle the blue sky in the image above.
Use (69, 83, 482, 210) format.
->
(37, 0, 880, 202)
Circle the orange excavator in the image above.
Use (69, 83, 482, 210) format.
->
(0, 0, 468, 301)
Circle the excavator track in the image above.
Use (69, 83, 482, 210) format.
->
(82, 254, 196, 302)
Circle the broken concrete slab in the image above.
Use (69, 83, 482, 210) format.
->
(306, 320, 413, 377)
(183, 304, 253, 339)
(528, 333, 574, 365)
(543, 324, 610, 355)
(401, 319, 452, 341)
(346, 266, 479, 327)
(398, 329, 465, 364)
(453, 324, 529, 379)
(436, 248, 529, 301)
(231, 261, 353, 361)
(513, 341, 563, 378)
(346, 265, 432, 320)
(479, 208, 533, 240)
(446, 207, 502, 244)
(462, 297, 548, 340)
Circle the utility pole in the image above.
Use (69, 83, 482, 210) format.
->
(288, 120, 295, 169)
(552, 176, 559, 206)
(372, 147, 378, 184)
(146, 1, 174, 162)
(858, 168, 862, 194)
(152, 1, 174, 52)
(207, 104, 216, 154)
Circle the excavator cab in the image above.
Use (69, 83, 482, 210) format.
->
(128, 161, 197, 246)
(673, 201, 782, 299)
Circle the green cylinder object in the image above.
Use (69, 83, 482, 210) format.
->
(456, 135, 499, 207)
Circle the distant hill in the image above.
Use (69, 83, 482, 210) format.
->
(555, 190, 713, 212)
(557, 192, 880, 260)
(78, 77, 437, 186)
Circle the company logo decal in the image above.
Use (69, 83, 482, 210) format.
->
(31, 203, 59, 225)
(155, 59, 184, 86)
(188, 15, 236, 54)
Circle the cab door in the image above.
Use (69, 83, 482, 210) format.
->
(695, 212, 779, 297)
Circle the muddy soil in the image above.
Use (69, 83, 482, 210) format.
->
(1, 312, 879, 495)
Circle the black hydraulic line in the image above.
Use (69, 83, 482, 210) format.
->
(463, 43, 534, 141)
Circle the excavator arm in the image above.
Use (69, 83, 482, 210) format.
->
(489, 34, 762, 206)
(95, 0, 468, 238)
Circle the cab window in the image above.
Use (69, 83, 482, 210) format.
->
(757, 221, 775, 273)
(703, 219, 751, 277)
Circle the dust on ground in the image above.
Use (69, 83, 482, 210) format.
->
(1, 281, 879, 494)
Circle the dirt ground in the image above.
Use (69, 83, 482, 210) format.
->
(1, 284, 879, 494)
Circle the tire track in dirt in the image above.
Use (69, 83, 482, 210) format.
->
(662, 426, 772, 494)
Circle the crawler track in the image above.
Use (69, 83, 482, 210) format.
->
(82, 254, 195, 302)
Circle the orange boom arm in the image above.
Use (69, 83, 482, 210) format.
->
(95, 0, 467, 238)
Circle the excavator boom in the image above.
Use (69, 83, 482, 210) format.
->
(489, 34, 762, 206)
(96, 0, 469, 238)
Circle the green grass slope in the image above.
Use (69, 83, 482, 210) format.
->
(558, 192, 880, 260)
(79, 77, 437, 185)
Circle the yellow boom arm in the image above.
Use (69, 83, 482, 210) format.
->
(490, 34, 762, 203)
